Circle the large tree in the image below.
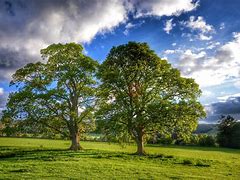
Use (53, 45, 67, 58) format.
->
(97, 42, 205, 155)
(3, 43, 98, 150)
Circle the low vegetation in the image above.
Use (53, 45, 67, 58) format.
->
(0, 137, 240, 179)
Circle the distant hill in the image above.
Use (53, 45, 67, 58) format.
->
(194, 124, 218, 135)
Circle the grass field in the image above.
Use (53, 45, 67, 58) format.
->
(0, 137, 240, 179)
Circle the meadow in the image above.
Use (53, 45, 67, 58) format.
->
(0, 137, 240, 179)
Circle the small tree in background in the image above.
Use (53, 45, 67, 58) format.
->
(217, 115, 240, 148)
(97, 42, 205, 155)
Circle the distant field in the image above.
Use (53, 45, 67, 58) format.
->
(0, 137, 240, 179)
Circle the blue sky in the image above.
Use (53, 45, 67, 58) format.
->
(0, 0, 240, 123)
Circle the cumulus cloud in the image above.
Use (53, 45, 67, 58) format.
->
(0, 0, 199, 81)
(181, 16, 214, 41)
(175, 32, 240, 87)
(163, 19, 176, 34)
(182, 16, 214, 33)
(130, 0, 198, 18)
(0, 0, 128, 80)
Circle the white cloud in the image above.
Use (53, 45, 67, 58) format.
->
(206, 42, 221, 49)
(217, 93, 240, 102)
(220, 22, 225, 30)
(2, 0, 127, 45)
(0, 0, 200, 81)
(172, 43, 177, 46)
(132, 0, 198, 18)
(176, 32, 240, 87)
(0, 0, 128, 80)
(181, 16, 214, 41)
(164, 49, 175, 54)
(123, 23, 135, 35)
(199, 34, 212, 41)
(163, 19, 176, 34)
(234, 81, 240, 89)
(123, 21, 145, 35)
(125, 22, 135, 29)
(0, 88, 3, 95)
(182, 16, 214, 33)
(202, 90, 213, 97)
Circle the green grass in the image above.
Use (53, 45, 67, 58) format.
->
(0, 137, 240, 179)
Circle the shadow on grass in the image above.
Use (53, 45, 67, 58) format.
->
(146, 144, 240, 154)
(0, 146, 212, 169)
(0, 146, 177, 161)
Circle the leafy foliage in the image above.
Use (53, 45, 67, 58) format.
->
(1, 43, 98, 150)
(217, 115, 240, 148)
(97, 42, 205, 154)
(198, 134, 216, 147)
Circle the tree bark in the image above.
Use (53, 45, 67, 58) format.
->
(134, 128, 146, 155)
(69, 131, 83, 151)
(69, 93, 83, 151)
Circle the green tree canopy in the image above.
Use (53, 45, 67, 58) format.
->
(2, 43, 98, 150)
(217, 115, 240, 148)
(97, 42, 205, 155)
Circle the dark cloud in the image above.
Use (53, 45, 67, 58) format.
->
(0, 0, 128, 80)
(0, 47, 36, 80)
(0, 48, 33, 69)
(202, 96, 240, 123)
(0, 0, 199, 81)
(211, 97, 240, 114)
(202, 114, 240, 123)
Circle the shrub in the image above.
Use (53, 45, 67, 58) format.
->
(159, 136, 174, 145)
(198, 134, 216, 147)
(189, 134, 200, 145)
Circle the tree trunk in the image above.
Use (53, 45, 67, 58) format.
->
(134, 128, 146, 155)
(69, 94, 82, 151)
(69, 131, 83, 151)
(136, 138, 145, 155)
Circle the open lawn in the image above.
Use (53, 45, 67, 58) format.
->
(0, 137, 240, 179)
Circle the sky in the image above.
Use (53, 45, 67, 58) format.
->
(0, 0, 240, 123)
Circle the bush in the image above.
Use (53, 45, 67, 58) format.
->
(198, 134, 216, 147)
(158, 136, 174, 145)
(189, 134, 200, 145)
